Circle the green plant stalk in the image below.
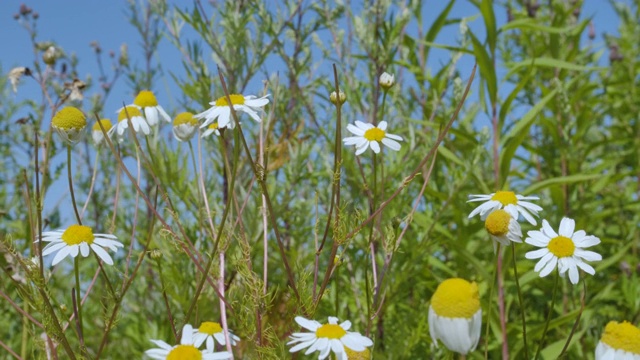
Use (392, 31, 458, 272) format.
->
(534, 271, 560, 359)
(484, 243, 500, 360)
(74, 256, 84, 352)
(67, 146, 82, 225)
(365, 153, 378, 335)
(512, 245, 529, 359)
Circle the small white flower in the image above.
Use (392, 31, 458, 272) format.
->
(525, 217, 602, 284)
(192, 321, 240, 352)
(172, 112, 198, 142)
(92, 119, 113, 146)
(114, 105, 150, 137)
(484, 209, 522, 250)
(379, 72, 395, 89)
(343, 120, 403, 156)
(196, 94, 269, 130)
(595, 321, 640, 360)
(468, 190, 542, 225)
(52, 107, 87, 146)
(288, 316, 373, 360)
(201, 122, 221, 138)
(145, 324, 232, 360)
(133, 90, 171, 126)
(39, 225, 123, 266)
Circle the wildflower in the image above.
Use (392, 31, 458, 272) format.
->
(330, 90, 346, 105)
(40, 225, 123, 266)
(484, 209, 522, 249)
(52, 107, 87, 145)
(92, 119, 113, 145)
(429, 278, 482, 355)
(145, 324, 232, 360)
(525, 217, 602, 284)
(467, 191, 542, 225)
(288, 316, 373, 360)
(172, 112, 198, 142)
(201, 123, 220, 138)
(343, 120, 403, 156)
(379, 72, 395, 90)
(196, 94, 269, 130)
(134, 90, 171, 126)
(595, 321, 640, 360)
(8, 67, 30, 93)
(193, 321, 240, 352)
(114, 106, 150, 136)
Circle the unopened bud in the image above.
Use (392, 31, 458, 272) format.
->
(379, 72, 395, 90)
(42, 46, 57, 66)
(330, 90, 346, 105)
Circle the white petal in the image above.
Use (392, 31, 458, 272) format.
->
(568, 264, 579, 284)
(381, 138, 401, 151)
(370, 141, 381, 153)
(525, 248, 549, 260)
(377, 121, 387, 130)
(79, 242, 90, 257)
(539, 256, 558, 277)
(346, 124, 365, 136)
(90, 244, 114, 265)
(559, 218, 575, 237)
(541, 220, 558, 238)
(295, 316, 320, 331)
(51, 246, 73, 265)
(385, 133, 403, 141)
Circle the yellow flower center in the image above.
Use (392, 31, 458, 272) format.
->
(431, 278, 480, 318)
(315, 324, 346, 339)
(173, 112, 198, 127)
(166, 345, 202, 360)
(92, 119, 113, 132)
(363, 127, 385, 142)
(547, 236, 575, 258)
(198, 321, 223, 335)
(133, 90, 158, 107)
(490, 191, 518, 206)
(345, 346, 371, 360)
(52, 107, 87, 130)
(601, 321, 640, 354)
(485, 210, 511, 237)
(214, 94, 245, 106)
(118, 106, 143, 122)
(61, 225, 94, 246)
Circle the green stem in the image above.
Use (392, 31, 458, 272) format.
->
(484, 243, 501, 360)
(67, 146, 82, 225)
(74, 256, 84, 349)
(512, 245, 529, 359)
(534, 271, 560, 359)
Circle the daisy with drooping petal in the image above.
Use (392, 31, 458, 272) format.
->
(39, 225, 123, 266)
(133, 90, 171, 126)
(114, 105, 150, 137)
(145, 324, 232, 360)
(343, 121, 403, 156)
(429, 278, 482, 355)
(172, 112, 198, 142)
(484, 209, 522, 249)
(288, 316, 373, 360)
(595, 321, 640, 360)
(192, 321, 240, 352)
(468, 190, 543, 225)
(52, 107, 87, 146)
(201, 123, 221, 138)
(92, 119, 113, 146)
(525, 217, 602, 284)
(196, 94, 270, 130)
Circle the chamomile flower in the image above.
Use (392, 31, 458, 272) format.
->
(193, 321, 240, 352)
(484, 209, 522, 249)
(343, 121, 403, 156)
(196, 94, 270, 130)
(595, 321, 640, 360)
(288, 316, 373, 360)
(92, 119, 113, 145)
(145, 324, 232, 360)
(379, 72, 395, 90)
(429, 278, 482, 355)
(134, 90, 171, 126)
(40, 225, 123, 266)
(114, 106, 150, 136)
(468, 191, 542, 225)
(52, 107, 87, 145)
(525, 217, 602, 284)
(172, 112, 198, 142)
(201, 122, 221, 138)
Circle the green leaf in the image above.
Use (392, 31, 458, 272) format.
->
(424, 0, 457, 60)
(522, 174, 601, 195)
(479, 0, 497, 54)
(437, 146, 464, 166)
(469, 31, 497, 105)
(500, 18, 582, 35)
(506, 57, 604, 78)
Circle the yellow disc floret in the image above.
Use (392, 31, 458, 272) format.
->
(61, 225, 95, 246)
(491, 191, 518, 206)
(600, 321, 640, 354)
(198, 321, 223, 335)
(52, 107, 86, 130)
(431, 278, 480, 318)
(316, 324, 346, 339)
(118, 106, 143, 122)
(485, 210, 511, 237)
(134, 90, 159, 107)
(214, 94, 245, 106)
(345, 346, 371, 360)
(173, 112, 198, 127)
(92, 119, 113, 132)
(166, 345, 202, 360)
(364, 127, 385, 142)
(547, 236, 575, 258)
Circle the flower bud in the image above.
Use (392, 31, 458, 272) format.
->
(330, 90, 346, 105)
(379, 72, 395, 90)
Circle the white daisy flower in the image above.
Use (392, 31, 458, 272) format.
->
(133, 90, 171, 126)
(196, 94, 269, 130)
(39, 225, 123, 266)
(343, 120, 403, 156)
(429, 278, 482, 355)
(525, 217, 602, 284)
(201, 122, 221, 138)
(467, 190, 543, 225)
(595, 321, 640, 360)
(145, 324, 232, 360)
(288, 316, 373, 360)
(379, 72, 395, 89)
(92, 119, 113, 146)
(114, 106, 150, 137)
(172, 112, 198, 142)
(192, 321, 240, 352)
(484, 209, 522, 249)
(52, 107, 87, 146)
